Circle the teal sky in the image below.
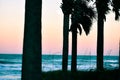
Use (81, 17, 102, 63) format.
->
(0, 0, 120, 55)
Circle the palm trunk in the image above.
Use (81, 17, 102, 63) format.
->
(22, 0, 42, 80)
(62, 14, 69, 72)
(71, 27, 77, 72)
(97, 13, 104, 71)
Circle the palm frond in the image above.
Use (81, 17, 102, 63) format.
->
(112, 0, 120, 20)
(79, 16, 92, 35)
(61, 0, 74, 14)
(96, 0, 111, 20)
(77, 0, 95, 35)
(77, 24, 82, 35)
(84, 6, 96, 19)
(74, 0, 96, 19)
(115, 10, 120, 20)
(70, 0, 95, 36)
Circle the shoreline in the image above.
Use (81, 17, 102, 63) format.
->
(42, 69, 120, 80)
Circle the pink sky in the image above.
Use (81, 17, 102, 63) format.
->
(0, 0, 120, 55)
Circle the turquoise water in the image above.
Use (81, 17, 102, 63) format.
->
(0, 54, 119, 80)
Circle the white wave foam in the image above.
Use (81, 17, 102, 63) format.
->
(0, 75, 21, 80)
(104, 60, 118, 63)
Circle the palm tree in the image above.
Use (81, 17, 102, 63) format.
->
(70, 0, 95, 72)
(22, 0, 42, 80)
(61, 0, 73, 72)
(96, 0, 110, 71)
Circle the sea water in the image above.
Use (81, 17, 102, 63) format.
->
(0, 54, 119, 80)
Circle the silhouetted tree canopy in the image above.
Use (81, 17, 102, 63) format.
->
(61, 0, 74, 14)
(96, 0, 111, 21)
(69, 0, 96, 35)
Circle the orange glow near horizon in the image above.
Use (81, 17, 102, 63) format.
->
(0, 0, 24, 53)
(0, 0, 120, 55)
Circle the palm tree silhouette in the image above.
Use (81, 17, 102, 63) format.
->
(61, 0, 73, 72)
(70, 0, 95, 72)
(22, 0, 42, 80)
(96, 0, 110, 71)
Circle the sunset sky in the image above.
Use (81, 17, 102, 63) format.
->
(0, 0, 120, 55)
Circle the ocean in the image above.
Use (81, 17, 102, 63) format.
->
(0, 54, 119, 80)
